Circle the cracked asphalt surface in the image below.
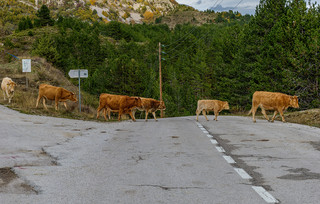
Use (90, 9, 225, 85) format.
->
(0, 105, 320, 203)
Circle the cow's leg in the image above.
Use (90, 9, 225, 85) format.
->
(118, 110, 122, 121)
(152, 112, 157, 121)
(144, 111, 149, 121)
(214, 110, 219, 121)
(36, 95, 42, 108)
(103, 108, 108, 120)
(279, 109, 286, 122)
(129, 111, 136, 122)
(196, 109, 201, 121)
(251, 104, 259, 123)
(260, 107, 270, 121)
(271, 111, 278, 122)
(54, 97, 59, 111)
(108, 108, 112, 120)
(2, 90, 6, 100)
(131, 109, 136, 121)
(5, 90, 9, 101)
(96, 104, 103, 119)
(63, 102, 68, 110)
(42, 98, 48, 110)
(202, 110, 209, 121)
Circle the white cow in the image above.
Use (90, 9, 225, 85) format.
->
(1, 77, 16, 103)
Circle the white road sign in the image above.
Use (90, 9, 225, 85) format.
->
(22, 59, 31, 72)
(68, 69, 88, 78)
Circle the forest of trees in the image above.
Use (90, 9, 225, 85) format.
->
(5, 0, 320, 116)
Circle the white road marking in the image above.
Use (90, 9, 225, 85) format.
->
(252, 186, 279, 203)
(215, 146, 225, 152)
(210, 139, 218, 144)
(223, 155, 236, 163)
(234, 168, 252, 179)
(196, 121, 278, 203)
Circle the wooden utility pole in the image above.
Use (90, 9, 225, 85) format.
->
(159, 42, 163, 118)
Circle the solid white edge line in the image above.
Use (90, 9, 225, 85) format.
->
(215, 146, 225, 152)
(210, 139, 218, 145)
(252, 186, 279, 203)
(223, 155, 236, 163)
(234, 168, 252, 179)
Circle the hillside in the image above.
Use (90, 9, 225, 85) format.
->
(0, 0, 221, 34)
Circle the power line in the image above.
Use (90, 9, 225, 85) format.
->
(164, 25, 198, 49)
(164, 27, 213, 61)
(232, 0, 244, 10)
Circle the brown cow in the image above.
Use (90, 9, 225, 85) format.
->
(196, 100, 230, 121)
(132, 98, 166, 121)
(1, 77, 16, 103)
(248, 91, 299, 123)
(36, 84, 77, 110)
(96, 93, 142, 122)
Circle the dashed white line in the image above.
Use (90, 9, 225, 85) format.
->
(234, 168, 252, 179)
(196, 122, 279, 204)
(210, 139, 218, 144)
(215, 146, 225, 153)
(252, 186, 279, 203)
(223, 155, 236, 164)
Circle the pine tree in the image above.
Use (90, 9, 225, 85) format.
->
(35, 5, 54, 27)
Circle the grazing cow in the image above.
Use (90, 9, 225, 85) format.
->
(132, 98, 166, 121)
(248, 91, 299, 123)
(196, 100, 230, 121)
(96, 93, 142, 122)
(36, 84, 77, 110)
(1, 77, 16, 103)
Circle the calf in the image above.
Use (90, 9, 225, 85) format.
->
(196, 100, 230, 121)
(36, 84, 77, 110)
(132, 98, 166, 121)
(1, 77, 16, 103)
(249, 91, 299, 123)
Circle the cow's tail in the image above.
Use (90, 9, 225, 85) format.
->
(247, 108, 252, 116)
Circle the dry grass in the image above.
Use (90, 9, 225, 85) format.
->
(245, 109, 320, 128)
(284, 109, 320, 128)
(0, 57, 105, 121)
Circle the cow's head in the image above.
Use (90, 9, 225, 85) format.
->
(135, 97, 143, 107)
(7, 81, 16, 94)
(159, 100, 166, 110)
(224, 101, 230, 110)
(69, 92, 78, 102)
(290, 96, 299, 108)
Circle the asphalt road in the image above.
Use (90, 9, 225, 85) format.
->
(0, 105, 319, 204)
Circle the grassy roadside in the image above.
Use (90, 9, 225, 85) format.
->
(241, 109, 320, 128)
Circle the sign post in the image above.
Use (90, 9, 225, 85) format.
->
(22, 59, 31, 88)
(68, 69, 88, 113)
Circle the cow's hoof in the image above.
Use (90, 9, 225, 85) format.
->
(270, 120, 274, 123)
(253, 120, 256, 123)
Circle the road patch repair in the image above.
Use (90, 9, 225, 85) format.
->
(195, 121, 279, 203)
(0, 148, 58, 195)
(0, 167, 36, 194)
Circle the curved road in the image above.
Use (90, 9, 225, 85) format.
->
(0, 105, 319, 203)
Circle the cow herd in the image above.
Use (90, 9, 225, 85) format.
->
(1, 77, 300, 123)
